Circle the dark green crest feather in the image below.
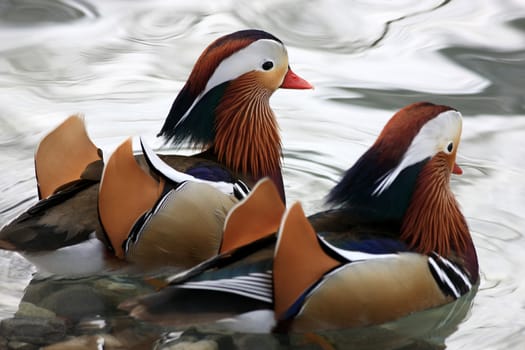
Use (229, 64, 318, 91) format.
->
(327, 150, 428, 223)
(158, 82, 229, 147)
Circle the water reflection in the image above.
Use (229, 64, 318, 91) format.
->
(0, 0, 98, 26)
(330, 41, 525, 116)
(232, 0, 454, 53)
(6, 273, 476, 349)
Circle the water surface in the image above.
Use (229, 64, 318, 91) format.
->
(1, 0, 525, 348)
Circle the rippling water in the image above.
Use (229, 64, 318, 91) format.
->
(1, 0, 525, 348)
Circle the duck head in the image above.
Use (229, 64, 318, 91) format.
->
(158, 30, 312, 179)
(327, 102, 469, 257)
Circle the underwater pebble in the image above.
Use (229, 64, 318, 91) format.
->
(0, 317, 66, 345)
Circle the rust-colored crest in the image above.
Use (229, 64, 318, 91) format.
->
(373, 102, 453, 164)
(187, 30, 282, 96)
(186, 37, 256, 96)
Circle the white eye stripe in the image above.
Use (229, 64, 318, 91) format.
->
(175, 39, 286, 129)
(373, 110, 462, 196)
(205, 39, 286, 90)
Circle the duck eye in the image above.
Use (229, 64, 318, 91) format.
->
(446, 141, 454, 153)
(262, 61, 274, 71)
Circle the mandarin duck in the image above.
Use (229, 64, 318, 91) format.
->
(122, 102, 479, 332)
(0, 29, 312, 276)
(96, 137, 285, 273)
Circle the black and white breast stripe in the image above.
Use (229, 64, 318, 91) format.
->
(428, 253, 472, 299)
(233, 180, 251, 200)
(177, 271, 273, 303)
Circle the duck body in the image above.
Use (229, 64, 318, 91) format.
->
(0, 29, 312, 276)
(125, 205, 476, 332)
(124, 102, 479, 332)
(0, 140, 246, 276)
(273, 205, 476, 332)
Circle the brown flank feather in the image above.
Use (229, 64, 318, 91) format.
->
(98, 139, 164, 258)
(35, 115, 101, 199)
(274, 203, 341, 320)
(401, 153, 469, 257)
(214, 72, 281, 177)
(220, 179, 285, 253)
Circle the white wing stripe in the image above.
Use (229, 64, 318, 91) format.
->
(140, 138, 235, 194)
(178, 271, 274, 303)
(239, 274, 272, 281)
(181, 281, 271, 296)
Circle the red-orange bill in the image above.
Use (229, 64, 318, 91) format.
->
(453, 162, 463, 175)
(281, 67, 313, 89)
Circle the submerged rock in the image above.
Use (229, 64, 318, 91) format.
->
(15, 302, 56, 319)
(0, 316, 66, 345)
